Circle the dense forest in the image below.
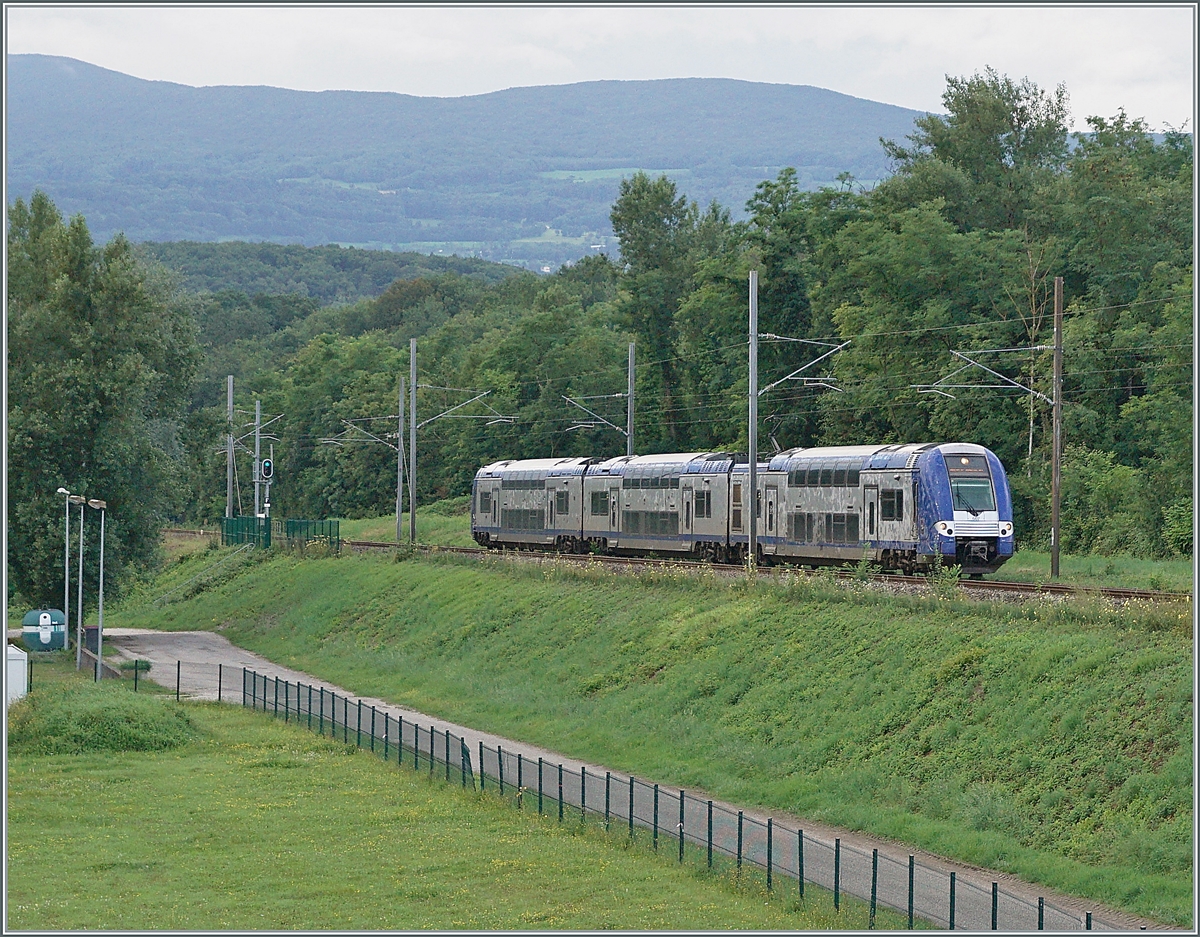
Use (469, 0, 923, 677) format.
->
(8, 70, 1192, 606)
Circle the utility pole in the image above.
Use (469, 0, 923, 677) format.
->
(627, 342, 635, 457)
(226, 375, 234, 518)
(396, 376, 405, 543)
(409, 339, 417, 545)
(748, 271, 758, 573)
(253, 399, 262, 517)
(1051, 276, 1063, 579)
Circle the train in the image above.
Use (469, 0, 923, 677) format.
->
(471, 442, 1015, 576)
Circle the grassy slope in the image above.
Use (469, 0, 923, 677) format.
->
(112, 550, 1193, 925)
(7, 654, 897, 930)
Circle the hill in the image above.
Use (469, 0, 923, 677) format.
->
(7, 54, 924, 269)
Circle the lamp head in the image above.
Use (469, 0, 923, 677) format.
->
(68, 495, 87, 505)
(57, 487, 70, 495)
(87, 499, 107, 510)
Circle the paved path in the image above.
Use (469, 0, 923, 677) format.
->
(97, 628, 1170, 932)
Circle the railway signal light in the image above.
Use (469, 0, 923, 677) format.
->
(260, 457, 273, 480)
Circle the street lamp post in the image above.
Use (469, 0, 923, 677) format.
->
(70, 496, 86, 668)
(88, 499, 107, 680)
(56, 488, 71, 651)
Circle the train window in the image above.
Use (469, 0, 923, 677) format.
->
(479, 490, 492, 514)
(732, 482, 743, 530)
(951, 477, 996, 513)
(846, 513, 859, 542)
(833, 467, 846, 486)
(694, 489, 712, 518)
(823, 513, 859, 543)
(791, 512, 815, 542)
(881, 489, 903, 521)
(819, 468, 833, 486)
(807, 468, 820, 486)
(848, 468, 860, 486)
(556, 491, 569, 515)
(591, 491, 609, 515)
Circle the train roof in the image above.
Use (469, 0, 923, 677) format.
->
(588, 452, 740, 476)
(767, 442, 994, 472)
(476, 457, 595, 478)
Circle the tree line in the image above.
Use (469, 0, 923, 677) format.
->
(8, 69, 1191, 607)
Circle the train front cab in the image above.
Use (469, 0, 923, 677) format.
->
(915, 444, 1014, 575)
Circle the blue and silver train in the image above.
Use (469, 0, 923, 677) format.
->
(471, 443, 1015, 575)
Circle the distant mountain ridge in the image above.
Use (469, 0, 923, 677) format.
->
(7, 54, 925, 269)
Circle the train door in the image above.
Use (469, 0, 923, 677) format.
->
(609, 486, 619, 531)
(765, 485, 777, 536)
(682, 484, 693, 533)
(864, 486, 878, 540)
(491, 488, 498, 525)
(548, 484, 557, 529)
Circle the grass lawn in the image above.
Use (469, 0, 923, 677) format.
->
(110, 550, 1193, 926)
(6, 655, 897, 931)
(1001, 548, 1193, 593)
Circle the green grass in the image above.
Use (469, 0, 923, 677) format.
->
(7, 657, 895, 931)
(336, 497, 475, 547)
(1001, 549, 1193, 592)
(110, 550, 1193, 926)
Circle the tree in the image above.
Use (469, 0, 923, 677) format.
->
(877, 67, 1070, 232)
(7, 192, 199, 606)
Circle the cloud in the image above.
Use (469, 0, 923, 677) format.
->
(6, 6, 1194, 129)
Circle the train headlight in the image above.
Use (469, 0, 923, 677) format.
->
(999, 522, 1013, 537)
(935, 521, 954, 537)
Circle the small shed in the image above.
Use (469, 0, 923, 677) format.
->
(22, 608, 66, 651)
(7, 643, 29, 705)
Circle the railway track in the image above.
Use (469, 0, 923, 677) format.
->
(343, 539, 1191, 603)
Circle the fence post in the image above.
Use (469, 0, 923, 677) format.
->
(678, 791, 685, 864)
(357, 700, 362, 747)
(273, 675, 278, 714)
(604, 772, 610, 828)
(653, 784, 659, 850)
(538, 758, 544, 814)
(628, 776, 634, 839)
(413, 723, 419, 770)
(950, 872, 957, 929)
(1086, 912, 1092, 930)
(242, 669, 247, 706)
(177, 660, 182, 701)
(498, 746, 505, 795)
(479, 741, 485, 791)
(707, 801, 713, 869)
(557, 764, 564, 822)
(736, 811, 743, 870)
(318, 687, 324, 735)
(908, 855, 915, 929)
(991, 882, 998, 931)
(798, 829, 804, 900)
(370, 707, 376, 751)
(518, 754, 524, 809)
(869, 848, 878, 929)
(427, 723, 433, 773)
(445, 730, 450, 782)
(834, 838, 841, 911)
(460, 739, 467, 788)
(766, 818, 773, 889)
(1037, 896, 1043, 931)
(581, 766, 588, 819)
(284, 681, 289, 723)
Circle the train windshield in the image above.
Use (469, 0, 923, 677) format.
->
(950, 477, 996, 515)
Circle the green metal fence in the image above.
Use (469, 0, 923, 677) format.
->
(221, 516, 271, 548)
(284, 519, 341, 553)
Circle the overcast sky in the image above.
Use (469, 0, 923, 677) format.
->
(6, 5, 1196, 131)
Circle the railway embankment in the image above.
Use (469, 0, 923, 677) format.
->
(110, 545, 1193, 927)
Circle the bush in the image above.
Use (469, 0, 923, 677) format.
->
(7, 679, 197, 755)
(1161, 498, 1192, 556)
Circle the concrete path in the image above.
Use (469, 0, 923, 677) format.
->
(98, 628, 1170, 932)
